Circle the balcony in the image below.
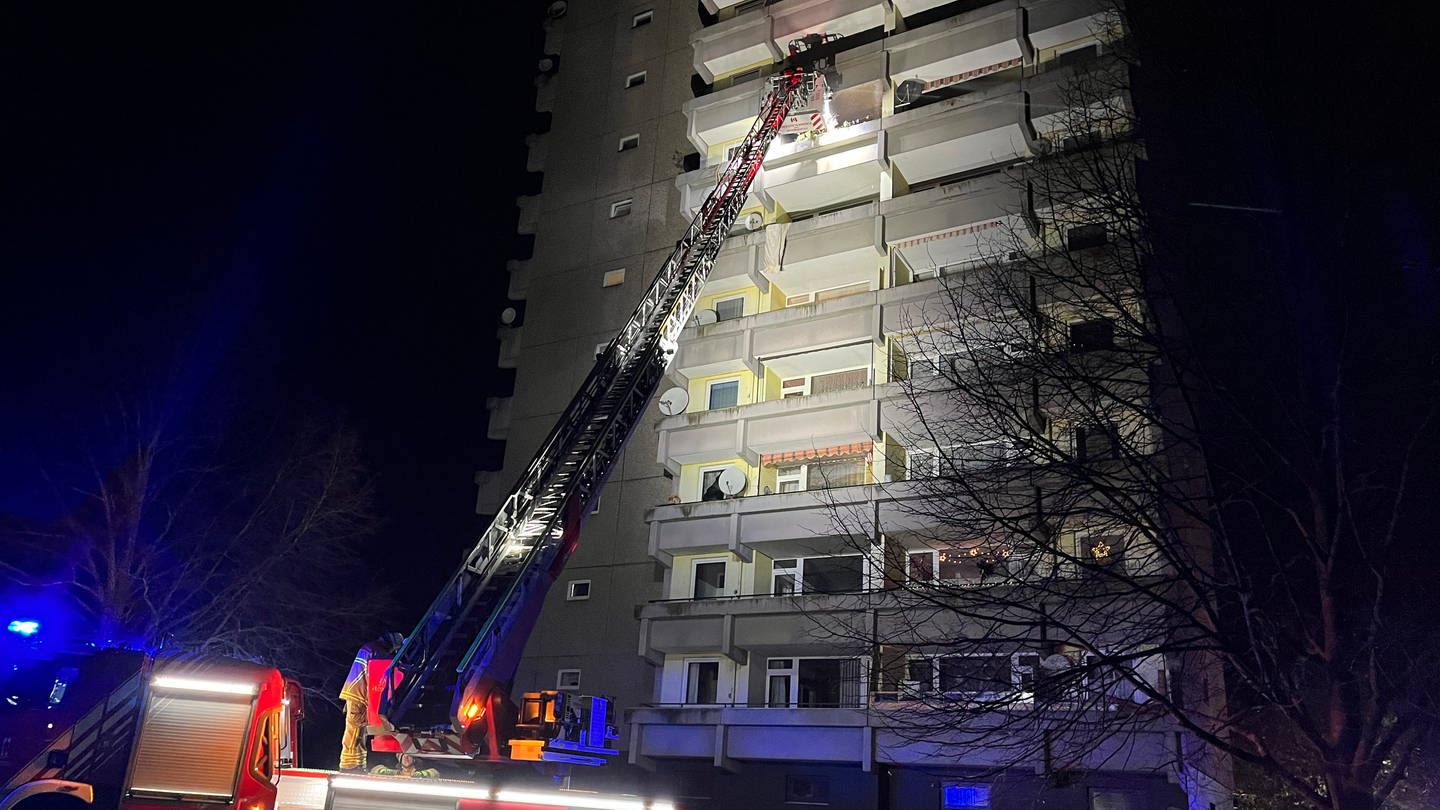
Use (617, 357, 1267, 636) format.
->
(639, 591, 870, 660)
(691, 11, 778, 84)
(768, 0, 886, 54)
(656, 384, 880, 470)
(881, 173, 1033, 275)
(647, 482, 884, 563)
(886, 89, 1039, 186)
(762, 204, 882, 295)
(887, 7, 1028, 95)
(628, 705, 871, 769)
(759, 121, 884, 216)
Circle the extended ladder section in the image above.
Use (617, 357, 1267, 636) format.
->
(381, 65, 818, 746)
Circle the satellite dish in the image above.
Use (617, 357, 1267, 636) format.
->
(1041, 654, 1073, 671)
(546, 0, 568, 19)
(499, 306, 518, 325)
(716, 466, 747, 496)
(896, 79, 926, 105)
(743, 212, 764, 231)
(693, 309, 718, 325)
(657, 387, 689, 416)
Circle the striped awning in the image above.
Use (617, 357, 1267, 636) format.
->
(762, 440, 873, 466)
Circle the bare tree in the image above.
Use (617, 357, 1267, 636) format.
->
(1, 402, 394, 706)
(816, 13, 1438, 810)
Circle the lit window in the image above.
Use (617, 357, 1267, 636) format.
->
(631, 9, 653, 27)
(707, 379, 739, 409)
(609, 198, 633, 218)
(556, 669, 581, 690)
(942, 783, 991, 809)
(602, 268, 626, 287)
(618, 133, 640, 152)
(625, 71, 647, 88)
(567, 580, 591, 601)
(713, 296, 744, 321)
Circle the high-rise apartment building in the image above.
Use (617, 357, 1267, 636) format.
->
(479, 1, 1228, 807)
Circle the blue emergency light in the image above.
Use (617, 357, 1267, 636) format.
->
(7, 619, 41, 637)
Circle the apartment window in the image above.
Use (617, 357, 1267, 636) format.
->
(556, 669, 581, 690)
(713, 296, 744, 321)
(781, 377, 806, 398)
(785, 775, 830, 804)
(631, 9, 653, 27)
(807, 455, 867, 488)
(731, 67, 762, 84)
(1066, 223, 1108, 251)
(625, 70, 647, 88)
(908, 447, 940, 479)
(814, 282, 870, 304)
(566, 580, 591, 600)
(1079, 530, 1127, 572)
(770, 556, 863, 594)
(700, 467, 728, 501)
(776, 464, 805, 492)
(911, 545, 1005, 585)
(808, 367, 868, 395)
(767, 658, 794, 706)
(693, 559, 727, 598)
(618, 133, 640, 152)
(1089, 788, 1147, 810)
(685, 660, 719, 704)
(1075, 421, 1120, 461)
(707, 378, 740, 409)
(772, 559, 798, 595)
(609, 198, 633, 218)
(1069, 317, 1115, 351)
(797, 658, 863, 707)
(938, 655, 1012, 698)
(942, 783, 991, 810)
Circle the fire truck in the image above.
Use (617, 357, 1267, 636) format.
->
(1, 34, 843, 810)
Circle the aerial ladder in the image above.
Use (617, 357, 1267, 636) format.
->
(375, 34, 845, 769)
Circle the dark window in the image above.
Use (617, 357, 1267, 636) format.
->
(1054, 43, 1100, 68)
(786, 774, 831, 804)
(797, 658, 862, 707)
(1066, 223, 1108, 251)
(1069, 317, 1115, 351)
(1076, 422, 1119, 461)
(939, 656, 1012, 696)
(803, 555, 863, 593)
(714, 297, 744, 321)
(686, 661, 719, 703)
(694, 561, 726, 597)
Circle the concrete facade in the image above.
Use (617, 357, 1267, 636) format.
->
(480, 0, 1218, 807)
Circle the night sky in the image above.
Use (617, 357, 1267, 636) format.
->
(3, 2, 1437, 608)
(2, 3, 542, 595)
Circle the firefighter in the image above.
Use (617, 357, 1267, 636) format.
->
(369, 753, 438, 779)
(338, 631, 405, 771)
